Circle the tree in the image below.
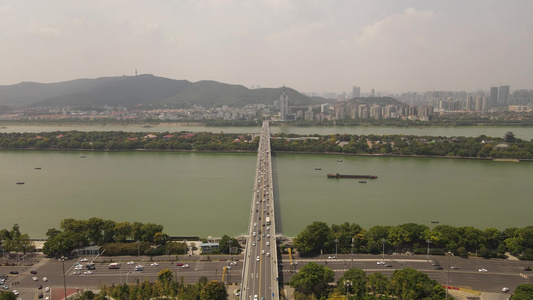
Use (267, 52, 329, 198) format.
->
(294, 222, 332, 256)
(335, 268, 368, 297)
(158, 268, 173, 283)
(218, 235, 241, 255)
(199, 280, 227, 300)
(153, 232, 171, 245)
(367, 272, 389, 297)
(290, 262, 334, 297)
(0, 292, 17, 300)
(389, 268, 445, 300)
(511, 284, 533, 299)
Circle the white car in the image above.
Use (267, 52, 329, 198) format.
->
(43, 277, 48, 282)
(478, 268, 488, 272)
(135, 265, 144, 271)
(328, 256, 336, 259)
(72, 271, 81, 275)
(252, 242, 256, 246)
(80, 258, 89, 262)
(181, 264, 189, 268)
(127, 261, 135, 265)
(45, 287, 50, 292)
(502, 287, 510, 292)
(267, 252, 270, 257)
(13, 290, 19, 296)
(266, 242, 270, 246)
(75, 266, 83, 270)
(150, 263, 159, 266)
(83, 271, 93, 275)
(256, 256, 260, 261)
(32, 277, 38, 281)
(377, 261, 386, 265)
(229, 261, 237, 266)
(253, 232, 256, 237)
(262, 250, 265, 255)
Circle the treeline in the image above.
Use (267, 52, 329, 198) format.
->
(0, 224, 34, 256)
(290, 263, 447, 300)
(293, 222, 533, 260)
(43, 218, 172, 257)
(271, 132, 533, 159)
(0, 131, 258, 151)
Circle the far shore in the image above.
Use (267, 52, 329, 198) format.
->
(2, 147, 532, 162)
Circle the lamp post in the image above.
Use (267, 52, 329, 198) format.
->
(446, 251, 454, 300)
(137, 240, 140, 262)
(228, 240, 232, 262)
(344, 280, 351, 300)
(351, 238, 354, 269)
(334, 238, 339, 260)
(381, 238, 386, 261)
(62, 256, 67, 300)
(426, 240, 432, 262)
(1, 240, 5, 266)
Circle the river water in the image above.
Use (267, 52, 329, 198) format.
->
(1, 123, 532, 140)
(1, 150, 531, 239)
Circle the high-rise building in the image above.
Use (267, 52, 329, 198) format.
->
(465, 96, 473, 111)
(352, 86, 361, 98)
(280, 87, 289, 121)
(475, 96, 483, 111)
(370, 89, 375, 97)
(482, 97, 489, 111)
(489, 86, 498, 107)
(497, 85, 510, 105)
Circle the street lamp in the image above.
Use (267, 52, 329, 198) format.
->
(381, 238, 386, 261)
(426, 240, 432, 262)
(344, 280, 352, 300)
(228, 240, 232, 262)
(137, 240, 140, 262)
(61, 256, 67, 300)
(446, 251, 454, 300)
(334, 238, 339, 260)
(351, 238, 354, 269)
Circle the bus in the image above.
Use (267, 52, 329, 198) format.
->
(108, 263, 121, 269)
(266, 217, 271, 226)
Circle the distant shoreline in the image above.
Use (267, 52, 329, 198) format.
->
(2, 147, 532, 162)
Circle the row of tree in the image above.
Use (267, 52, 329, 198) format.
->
(43, 218, 168, 257)
(293, 222, 533, 260)
(290, 263, 447, 300)
(0, 224, 34, 255)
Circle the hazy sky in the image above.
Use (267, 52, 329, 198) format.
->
(1, 1, 532, 94)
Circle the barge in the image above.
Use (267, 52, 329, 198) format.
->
(327, 173, 378, 179)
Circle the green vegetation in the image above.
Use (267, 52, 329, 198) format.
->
(42, 218, 175, 257)
(510, 284, 533, 299)
(0, 224, 34, 256)
(294, 222, 533, 260)
(290, 265, 446, 300)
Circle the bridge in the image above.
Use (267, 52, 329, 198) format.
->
(240, 120, 280, 300)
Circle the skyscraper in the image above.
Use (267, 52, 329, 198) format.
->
(498, 85, 510, 105)
(489, 86, 498, 107)
(352, 86, 361, 98)
(280, 86, 288, 121)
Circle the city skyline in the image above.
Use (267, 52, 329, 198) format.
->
(1, 1, 532, 94)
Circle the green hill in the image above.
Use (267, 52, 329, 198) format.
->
(0, 75, 325, 108)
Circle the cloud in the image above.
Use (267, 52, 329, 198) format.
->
(356, 7, 433, 44)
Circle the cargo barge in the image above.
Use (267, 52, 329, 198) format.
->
(327, 173, 378, 179)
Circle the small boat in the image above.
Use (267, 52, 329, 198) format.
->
(80, 156, 86, 158)
(315, 168, 322, 170)
(431, 221, 439, 224)
(35, 167, 41, 170)
(337, 160, 343, 162)
(359, 180, 367, 183)
(16, 182, 25, 185)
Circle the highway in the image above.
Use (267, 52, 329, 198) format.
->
(240, 121, 279, 300)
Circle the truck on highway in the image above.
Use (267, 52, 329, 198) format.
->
(266, 217, 271, 225)
(108, 263, 121, 269)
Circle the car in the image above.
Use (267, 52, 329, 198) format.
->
(252, 242, 256, 246)
(73, 262, 82, 266)
(13, 290, 19, 296)
(45, 287, 50, 292)
(75, 266, 84, 270)
(266, 226, 270, 231)
(262, 250, 265, 255)
(38, 285, 43, 289)
(135, 265, 143, 271)
(30, 270, 38, 274)
(328, 256, 336, 259)
(431, 262, 440, 266)
(72, 271, 81, 275)
(176, 262, 184, 266)
(384, 264, 393, 267)
(377, 261, 385, 265)
(86, 265, 95, 270)
(256, 256, 260, 262)
(38, 293, 43, 299)
(2, 285, 9, 290)
(80, 258, 89, 262)
(253, 232, 256, 237)
(451, 266, 459, 269)
(254, 295, 258, 300)
(32, 276, 38, 281)
(83, 271, 93, 275)
(45, 297, 50, 300)
(266, 242, 270, 246)
(478, 268, 488, 272)
(267, 234, 270, 238)
(257, 236, 261, 241)
(229, 261, 237, 266)
(150, 263, 159, 266)
(42, 277, 48, 282)
(127, 261, 135, 265)
(181, 264, 189, 268)
(434, 266, 443, 270)
(9, 271, 18, 275)
(267, 252, 270, 257)
(524, 266, 532, 271)
(502, 287, 510, 292)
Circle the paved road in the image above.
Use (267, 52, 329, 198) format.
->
(241, 121, 279, 300)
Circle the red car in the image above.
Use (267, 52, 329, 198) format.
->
(176, 262, 184, 266)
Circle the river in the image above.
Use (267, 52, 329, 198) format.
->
(1, 151, 531, 239)
(1, 123, 532, 140)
